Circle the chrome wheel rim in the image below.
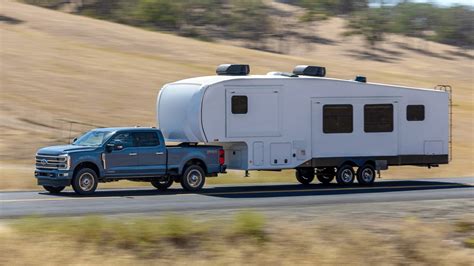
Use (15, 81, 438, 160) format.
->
(361, 168, 374, 183)
(341, 169, 353, 183)
(186, 169, 202, 188)
(79, 173, 94, 191)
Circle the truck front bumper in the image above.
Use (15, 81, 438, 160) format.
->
(35, 169, 73, 187)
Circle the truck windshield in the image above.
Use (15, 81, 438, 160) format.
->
(72, 130, 113, 146)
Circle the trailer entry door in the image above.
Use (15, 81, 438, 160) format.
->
(226, 87, 281, 138)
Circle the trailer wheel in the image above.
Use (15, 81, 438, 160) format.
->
(71, 168, 98, 195)
(316, 167, 335, 184)
(180, 165, 206, 191)
(336, 165, 355, 185)
(356, 164, 376, 185)
(43, 185, 65, 194)
(295, 168, 315, 185)
(151, 176, 174, 191)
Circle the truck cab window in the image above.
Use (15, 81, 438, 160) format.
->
(110, 133, 134, 148)
(323, 104, 353, 133)
(407, 105, 425, 121)
(232, 95, 248, 114)
(364, 104, 393, 132)
(133, 132, 160, 147)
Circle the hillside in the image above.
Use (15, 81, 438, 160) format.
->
(0, 0, 473, 189)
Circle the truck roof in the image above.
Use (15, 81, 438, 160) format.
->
(93, 127, 158, 132)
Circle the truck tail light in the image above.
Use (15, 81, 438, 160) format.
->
(219, 149, 225, 165)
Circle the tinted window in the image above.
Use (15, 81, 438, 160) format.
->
(407, 105, 425, 121)
(323, 105, 353, 133)
(109, 132, 134, 148)
(232, 96, 248, 114)
(364, 104, 393, 132)
(133, 132, 160, 147)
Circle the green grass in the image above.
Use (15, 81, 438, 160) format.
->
(4, 215, 474, 265)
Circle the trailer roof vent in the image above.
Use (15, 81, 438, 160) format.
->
(216, 64, 250, 76)
(267, 72, 298, 77)
(293, 65, 326, 77)
(355, 76, 367, 83)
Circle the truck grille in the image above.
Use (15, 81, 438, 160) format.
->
(35, 155, 69, 170)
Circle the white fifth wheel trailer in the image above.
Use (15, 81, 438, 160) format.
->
(157, 64, 451, 185)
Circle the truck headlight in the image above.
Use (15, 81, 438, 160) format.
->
(58, 154, 71, 170)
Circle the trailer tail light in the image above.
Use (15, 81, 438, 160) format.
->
(219, 149, 225, 165)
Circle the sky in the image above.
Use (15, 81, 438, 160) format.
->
(413, 0, 473, 6)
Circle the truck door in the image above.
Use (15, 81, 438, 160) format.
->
(104, 132, 139, 176)
(133, 131, 167, 175)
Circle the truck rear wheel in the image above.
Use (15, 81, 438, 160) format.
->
(336, 165, 355, 185)
(356, 164, 376, 185)
(72, 168, 98, 195)
(43, 185, 65, 194)
(295, 168, 315, 185)
(180, 165, 206, 192)
(151, 176, 174, 191)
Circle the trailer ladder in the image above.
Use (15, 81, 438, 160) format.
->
(434, 85, 453, 162)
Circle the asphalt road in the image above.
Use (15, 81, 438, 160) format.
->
(1, 177, 473, 218)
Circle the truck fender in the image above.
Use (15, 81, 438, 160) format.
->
(73, 156, 103, 177)
(179, 155, 208, 175)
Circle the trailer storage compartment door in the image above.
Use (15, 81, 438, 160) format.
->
(226, 87, 281, 138)
(311, 97, 400, 158)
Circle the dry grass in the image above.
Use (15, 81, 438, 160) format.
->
(1, 214, 473, 265)
(0, 0, 473, 189)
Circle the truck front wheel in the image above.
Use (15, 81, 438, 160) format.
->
(72, 168, 98, 195)
(151, 176, 174, 191)
(180, 165, 206, 192)
(43, 185, 65, 194)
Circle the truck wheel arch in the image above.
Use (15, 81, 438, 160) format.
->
(182, 159, 207, 175)
(74, 162, 100, 179)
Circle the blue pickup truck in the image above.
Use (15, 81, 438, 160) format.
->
(35, 127, 226, 195)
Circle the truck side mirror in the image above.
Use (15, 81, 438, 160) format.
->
(72, 137, 77, 144)
(106, 143, 115, 153)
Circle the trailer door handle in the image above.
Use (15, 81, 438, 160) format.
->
(129, 153, 137, 156)
(156, 152, 164, 155)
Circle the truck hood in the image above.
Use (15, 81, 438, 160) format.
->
(37, 145, 98, 155)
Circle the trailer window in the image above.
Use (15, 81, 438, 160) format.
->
(364, 104, 393, 132)
(323, 105, 353, 133)
(407, 105, 425, 121)
(231, 96, 248, 114)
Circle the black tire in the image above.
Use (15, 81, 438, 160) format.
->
(356, 164, 376, 185)
(316, 167, 335, 184)
(336, 165, 355, 185)
(43, 185, 65, 194)
(151, 176, 174, 191)
(180, 164, 206, 192)
(71, 168, 98, 195)
(295, 168, 315, 185)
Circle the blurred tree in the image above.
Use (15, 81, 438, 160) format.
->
(344, 7, 390, 48)
(432, 5, 474, 48)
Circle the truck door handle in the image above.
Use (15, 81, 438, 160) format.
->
(156, 152, 164, 155)
(129, 153, 137, 156)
